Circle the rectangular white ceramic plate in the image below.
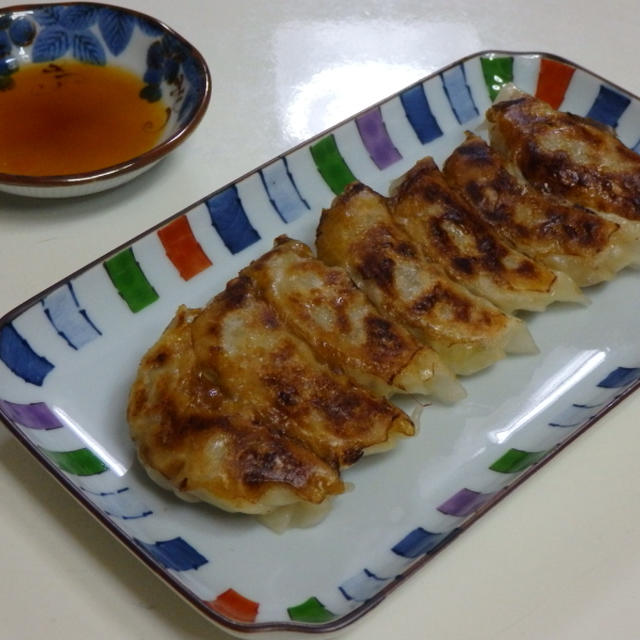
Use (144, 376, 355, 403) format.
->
(2, 51, 640, 636)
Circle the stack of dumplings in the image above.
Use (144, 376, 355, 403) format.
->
(128, 85, 640, 531)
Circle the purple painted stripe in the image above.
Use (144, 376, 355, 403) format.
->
(437, 488, 495, 517)
(355, 107, 402, 170)
(0, 400, 62, 429)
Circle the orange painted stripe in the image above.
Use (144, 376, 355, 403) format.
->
(157, 216, 212, 280)
(535, 58, 575, 109)
(207, 588, 259, 623)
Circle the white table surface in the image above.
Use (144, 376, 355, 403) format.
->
(2, 1, 640, 638)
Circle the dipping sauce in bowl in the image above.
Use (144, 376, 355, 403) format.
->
(0, 2, 211, 198)
(0, 60, 169, 176)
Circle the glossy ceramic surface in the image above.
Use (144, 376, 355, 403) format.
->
(0, 2, 210, 197)
(1, 51, 639, 636)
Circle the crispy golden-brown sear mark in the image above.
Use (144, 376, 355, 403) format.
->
(487, 85, 640, 221)
(444, 131, 640, 286)
(242, 235, 464, 402)
(129, 246, 420, 529)
(190, 276, 415, 470)
(316, 182, 536, 375)
(388, 156, 584, 312)
(127, 306, 345, 521)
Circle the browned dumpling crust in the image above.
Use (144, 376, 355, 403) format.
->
(443, 132, 640, 287)
(487, 85, 640, 221)
(388, 156, 583, 312)
(316, 182, 537, 375)
(127, 306, 345, 516)
(241, 235, 464, 402)
(128, 247, 418, 528)
(189, 276, 415, 470)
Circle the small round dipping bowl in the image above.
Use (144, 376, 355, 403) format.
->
(0, 2, 211, 197)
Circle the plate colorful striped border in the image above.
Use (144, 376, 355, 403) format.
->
(2, 51, 640, 636)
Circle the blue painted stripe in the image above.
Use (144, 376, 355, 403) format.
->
(586, 85, 630, 128)
(0, 323, 54, 386)
(391, 526, 449, 558)
(597, 366, 640, 388)
(548, 402, 598, 428)
(205, 185, 260, 254)
(82, 487, 153, 520)
(106, 507, 153, 521)
(339, 569, 391, 602)
(441, 65, 479, 124)
(42, 283, 102, 350)
(573, 401, 606, 409)
(548, 421, 583, 428)
(399, 84, 443, 144)
(135, 536, 208, 571)
(259, 158, 310, 223)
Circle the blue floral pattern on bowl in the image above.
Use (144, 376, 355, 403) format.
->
(0, 2, 210, 197)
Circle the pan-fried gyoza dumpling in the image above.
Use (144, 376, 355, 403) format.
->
(443, 132, 640, 287)
(127, 306, 345, 530)
(388, 157, 584, 312)
(242, 235, 465, 402)
(487, 84, 640, 222)
(316, 182, 537, 376)
(190, 275, 415, 470)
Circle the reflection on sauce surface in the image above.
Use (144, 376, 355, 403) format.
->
(0, 61, 169, 176)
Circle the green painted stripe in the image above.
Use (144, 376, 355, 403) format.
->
(480, 56, 514, 101)
(41, 447, 108, 476)
(287, 596, 335, 623)
(104, 248, 158, 312)
(309, 135, 357, 195)
(490, 448, 547, 474)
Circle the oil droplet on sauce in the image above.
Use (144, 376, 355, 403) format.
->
(0, 61, 169, 176)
